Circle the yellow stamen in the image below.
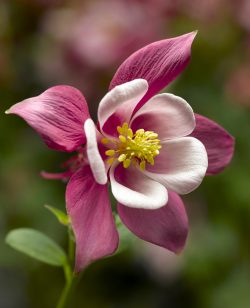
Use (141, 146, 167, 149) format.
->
(101, 138, 109, 144)
(123, 158, 131, 168)
(103, 123, 161, 170)
(119, 135, 127, 143)
(117, 126, 123, 134)
(105, 149, 115, 156)
(127, 128, 133, 138)
(140, 160, 146, 171)
(107, 157, 115, 165)
(118, 154, 126, 162)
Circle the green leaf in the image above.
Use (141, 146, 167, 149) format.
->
(45, 204, 70, 226)
(5, 228, 67, 266)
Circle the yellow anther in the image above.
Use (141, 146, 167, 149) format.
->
(104, 123, 161, 170)
(107, 157, 115, 165)
(127, 128, 133, 138)
(122, 123, 128, 131)
(117, 126, 123, 134)
(105, 149, 115, 156)
(148, 157, 154, 165)
(140, 161, 146, 171)
(101, 138, 109, 144)
(123, 158, 131, 168)
(149, 133, 158, 138)
(118, 154, 126, 162)
(119, 135, 127, 143)
(136, 129, 145, 135)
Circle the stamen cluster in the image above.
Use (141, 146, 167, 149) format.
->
(102, 123, 161, 170)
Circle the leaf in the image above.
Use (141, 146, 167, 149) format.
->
(5, 228, 67, 266)
(45, 204, 70, 226)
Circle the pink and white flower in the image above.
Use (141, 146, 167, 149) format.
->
(6, 32, 234, 272)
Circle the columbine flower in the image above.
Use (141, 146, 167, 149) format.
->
(6, 32, 234, 272)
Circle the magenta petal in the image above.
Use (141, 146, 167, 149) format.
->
(191, 114, 235, 175)
(110, 32, 196, 113)
(7, 86, 90, 152)
(118, 191, 188, 253)
(66, 166, 119, 272)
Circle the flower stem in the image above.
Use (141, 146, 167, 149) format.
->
(56, 271, 79, 308)
(56, 226, 80, 308)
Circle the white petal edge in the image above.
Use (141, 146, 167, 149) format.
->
(143, 137, 208, 195)
(97, 79, 148, 133)
(84, 119, 107, 185)
(130, 93, 196, 140)
(110, 163, 168, 209)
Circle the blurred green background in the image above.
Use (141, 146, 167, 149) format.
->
(0, 1, 250, 307)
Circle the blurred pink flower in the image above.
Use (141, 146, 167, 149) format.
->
(7, 32, 234, 272)
(179, 0, 228, 23)
(39, 0, 166, 70)
(232, 0, 250, 31)
(225, 61, 250, 107)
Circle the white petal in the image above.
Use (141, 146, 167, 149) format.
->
(131, 93, 195, 140)
(144, 137, 208, 194)
(110, 163, 168, 209)
(98, 79, 148, 134)
(84, 119, 107, 185)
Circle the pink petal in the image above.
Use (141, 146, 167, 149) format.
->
(110, 163, 168, 209)
(144, 137, 208, 194)
(6, 86, 90, 152)
(66, 166, 119, 272)
(191, 114, 235, 175)
(84, 119, 107, 185)
(98, 79, 148, 137)
(131, 93, 195, 140)
(118, 191, 188, 253)
(110, 31, 197, 114)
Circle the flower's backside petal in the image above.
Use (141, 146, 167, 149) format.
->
(191, 114, 235, 175)
(40, 170, 73, 181)
(110, 163, 168, 210)
(144, 137, 208, 195)
(66, 166, 119, 272)
(131, 93, 195, 141)
(110, 31, 196, 113)
(98, 79, 148, 137)
(6, 86, 90, 152)
(118, 191, 188, 253)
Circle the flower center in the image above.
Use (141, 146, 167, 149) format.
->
(102, 122, 161, 170)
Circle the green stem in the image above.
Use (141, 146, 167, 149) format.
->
(56, 226, 79, 308)
(56, 272, 81, 308)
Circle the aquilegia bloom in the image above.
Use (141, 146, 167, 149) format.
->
(6, 32, 234, 272)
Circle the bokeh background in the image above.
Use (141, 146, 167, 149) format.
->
(0, 0, 250, 307)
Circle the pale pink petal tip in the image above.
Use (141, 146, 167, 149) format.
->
(98, 79, 148, 136)
(131, 93, 195, 140)
(110, 163, 168, 210)
(144, 137, 208, 195)
(7, 85, 90, 152)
